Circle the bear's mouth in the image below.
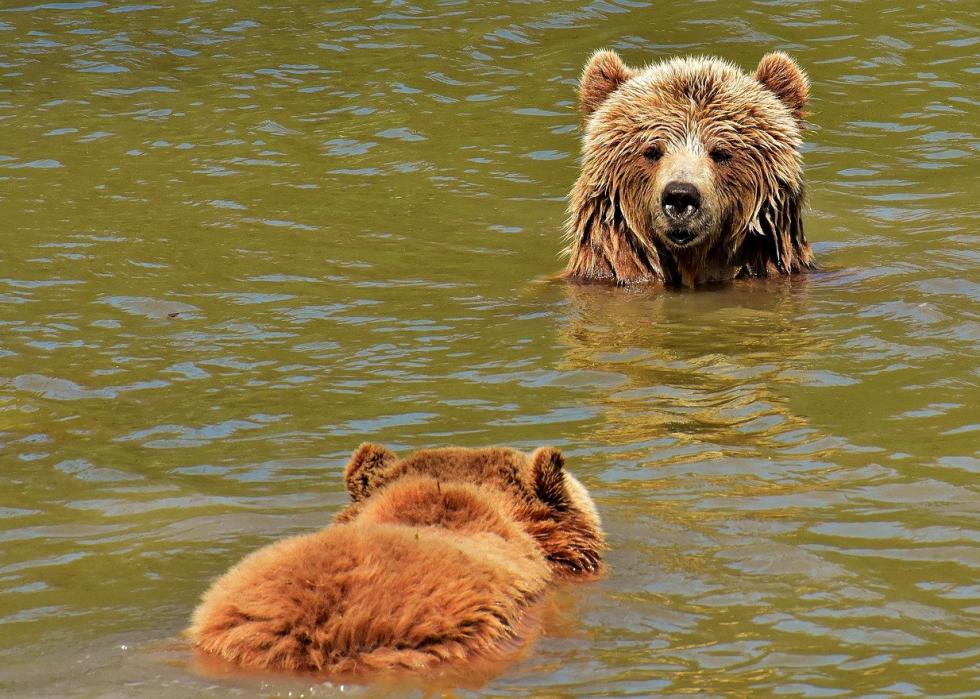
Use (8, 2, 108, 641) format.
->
(665, 228, 699, 246)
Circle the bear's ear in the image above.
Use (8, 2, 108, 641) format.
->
(579, 49, 636, 115)
(755, 52, 809, 121)
(344, 443, 397, 502)
(528, 447, 570, 510)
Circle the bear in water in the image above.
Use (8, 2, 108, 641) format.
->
(189, 443, 604, 678)
(564, 50, 817, 287)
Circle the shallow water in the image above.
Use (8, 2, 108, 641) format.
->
(0, 1, 977, 697)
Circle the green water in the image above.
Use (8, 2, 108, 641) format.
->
(0, 1, 977, 697)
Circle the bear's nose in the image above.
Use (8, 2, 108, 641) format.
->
(661, 182, 701, 221)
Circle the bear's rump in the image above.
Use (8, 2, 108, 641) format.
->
(190, 523, 551, 674)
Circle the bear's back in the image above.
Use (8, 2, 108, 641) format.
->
(189, 517, 551, 674)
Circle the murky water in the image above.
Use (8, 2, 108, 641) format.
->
(1, 1, 977, 697)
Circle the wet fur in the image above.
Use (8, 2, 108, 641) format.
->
(188, 444, 604, 677)
(563, 51, 817, 287)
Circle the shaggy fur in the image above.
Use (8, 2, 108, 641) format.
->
(563, 50, 817, 287)
(188, 444, 604, 677)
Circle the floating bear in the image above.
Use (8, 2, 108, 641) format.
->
(189, 443, 604, 677)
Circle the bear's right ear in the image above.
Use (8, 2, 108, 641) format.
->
(529, 447, 571, 510)
(579, 49, 636, 115)
(344, 443, 397, 502)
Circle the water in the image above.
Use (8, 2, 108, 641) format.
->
(0, 1, 977, 696)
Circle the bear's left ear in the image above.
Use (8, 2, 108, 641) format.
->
(579, 49, 636, 115)
(344, 443, 397, 502)
(529, 447, 570, 509)
(755, 52, 809, 121)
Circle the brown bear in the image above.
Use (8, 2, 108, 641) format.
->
(188, 443, 604, 678)
(563, 50, 817, 287)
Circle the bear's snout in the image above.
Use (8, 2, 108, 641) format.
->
(661, 181, 701, 223)
(661, 181, 704, 246)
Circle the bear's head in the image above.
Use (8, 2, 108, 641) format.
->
(341, 443, 604, 578)
(567, 50, 814, 285)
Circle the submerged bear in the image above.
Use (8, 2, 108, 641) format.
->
(189, 444, 604, 678)
(563, 50, 818, 287)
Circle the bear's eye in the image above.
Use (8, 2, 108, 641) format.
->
(710, 148, 733, 164)
(642, 145, 663, 162)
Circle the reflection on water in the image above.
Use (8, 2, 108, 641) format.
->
(0, 1, 977, 697)
(560, 280, 820, 449)
(558, 279, 978, 696)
